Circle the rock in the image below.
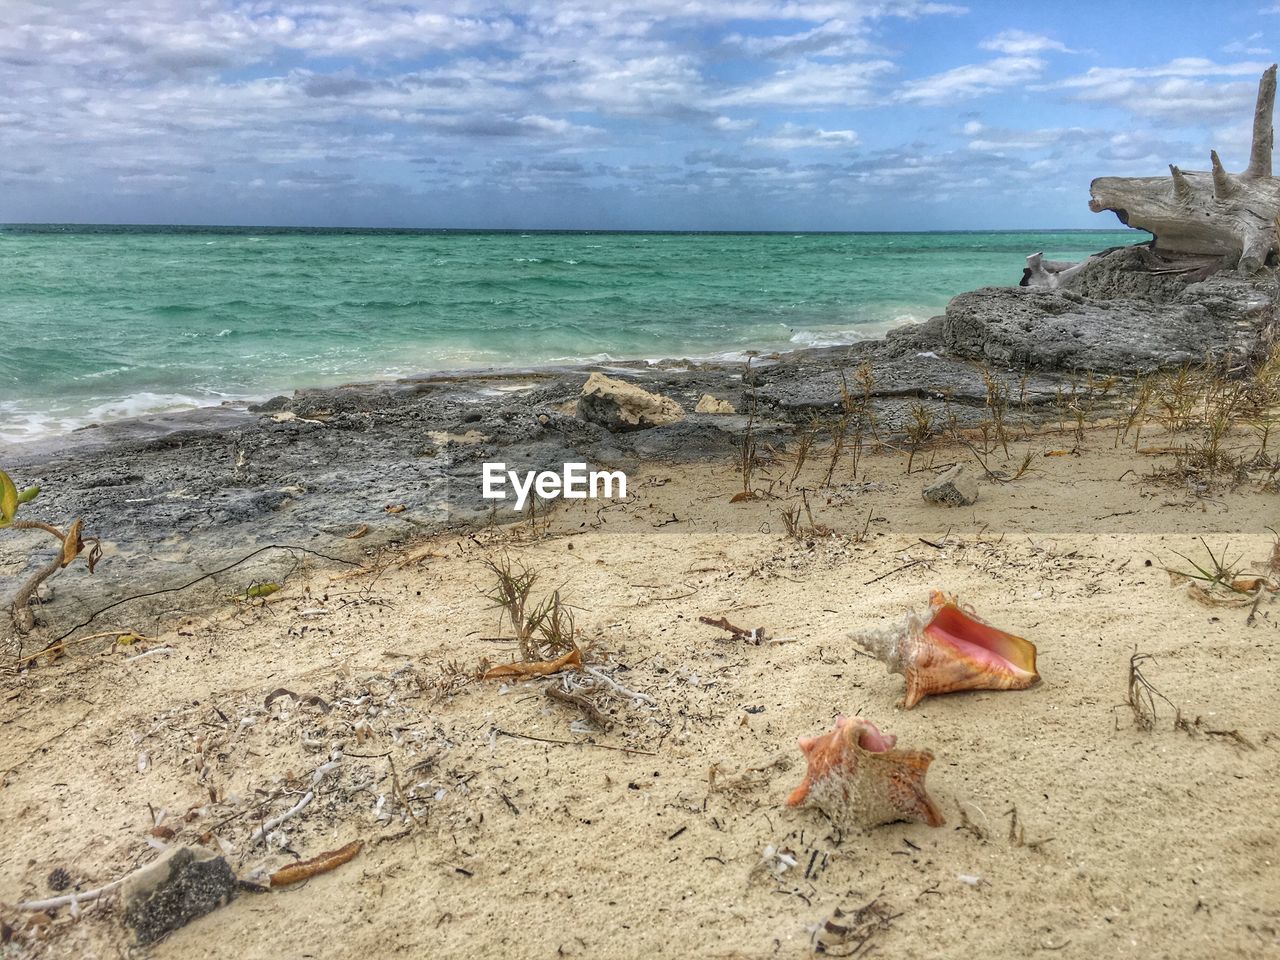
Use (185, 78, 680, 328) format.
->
(695, 394, 735, 414)
(938, 280, 1263, 374)
(248, 395, 291, 413)
(122, 847, 237, 945)
(578, 373, 684, 432)
(922, 465, 978, 507)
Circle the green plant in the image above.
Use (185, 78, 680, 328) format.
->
(2, 469, 100, 635)
(905, 403, 934, 474)
(482, 556, 579, 661)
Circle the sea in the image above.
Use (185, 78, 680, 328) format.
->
(0, 225, 1145, 443)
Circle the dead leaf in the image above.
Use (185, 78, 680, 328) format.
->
(59, 518, 84, 567)
(270, 840, 363, 887)
(482, 647, 582, 680)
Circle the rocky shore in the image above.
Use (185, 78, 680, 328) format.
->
(2, 243, 1276, 642)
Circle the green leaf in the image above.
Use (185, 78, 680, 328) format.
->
(17, 485, 38, 504)
(0, 470, 17, 523)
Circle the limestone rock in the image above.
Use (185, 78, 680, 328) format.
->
(578, 373, 684, 432)
(938, 275, 1268, 374)
(922, 465, 978, 507)
(122, 847, 237, 945)
(695, 394, 735, 414)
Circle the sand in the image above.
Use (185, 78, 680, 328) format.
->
(1, 427, 1278, 959)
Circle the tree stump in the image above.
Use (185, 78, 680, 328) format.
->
(1088, 64, 1280, 273)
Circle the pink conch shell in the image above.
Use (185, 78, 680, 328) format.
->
(786, 715, 944, 829)
(851, 591, 1039, 709)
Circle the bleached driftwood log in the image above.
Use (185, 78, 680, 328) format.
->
(1088, 64, 1280, 273)
(1020, 251, 1096, 289)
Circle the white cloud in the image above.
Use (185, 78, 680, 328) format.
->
(1222, 33, 1271, 56)
(979, 30, 1072, 55)
(961, 122, 1104, 152)
(716, 59, 896, 106)
(899, 56, 1044, 104)
(748, 123, 858, 149)
(711, 115, 756, 132)
(723, 19, 876, 59)
(1057, 58, 1271, 122)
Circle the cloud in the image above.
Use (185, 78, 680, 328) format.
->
(1056, 58, 1270, 121)
(960, 121, 1105, 152)
(722, 19, 876, 59)
(899, 56, 1044, 104)
(748, 123, 858, 149)
(979, 30, 1072, 55)
(685, 149, 790, 170)
(1222, 33, 1271, 56)
(716, 59, 897, 106)
(711, 115, 756, 132)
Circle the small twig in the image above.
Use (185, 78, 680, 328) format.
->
(697, 615, 750, 638)
(16, 877, 127, 911)
(51, 544, 362, 644)
(545, 685, 612, 730)
(863, 558, 926, 586)
(582, 666, 657, 705)
(123, 646, 175, 663)
(249, 791, 314, 844)
(492, 726, 656, 756)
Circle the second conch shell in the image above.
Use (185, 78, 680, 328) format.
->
(851, 591, 1039, 708)
(786, 715, 944, 829)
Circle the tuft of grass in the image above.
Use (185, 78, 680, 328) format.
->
(1121, 650, 1180, 733)
(482, 556, 580, 662)
(1166, 538, 1247, 592)
(779, 489, 832, 543)
(905, 403, 934, 474)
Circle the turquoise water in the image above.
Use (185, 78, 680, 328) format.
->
(0, 226, 1145, 442)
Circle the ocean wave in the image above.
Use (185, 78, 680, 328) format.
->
(0, 391, 251, 445)
(787, 314, 925, 348)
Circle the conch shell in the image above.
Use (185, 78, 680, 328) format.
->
(852, 591, 1039, 709)
(786, 715, 944, 829)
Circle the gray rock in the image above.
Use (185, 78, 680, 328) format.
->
(936, 246, 1276, 374)
(922, 465, 978, 507)
(578, 372, 685, 432)
(121, 847, 237, 945)
(248, 395, 292, 413)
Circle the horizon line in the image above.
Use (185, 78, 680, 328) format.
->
(1, 221, 1140, 235)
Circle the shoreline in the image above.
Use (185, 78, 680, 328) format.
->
(2, 241, 1269, 640)
(0, 227, 1145, 450)
(1, 240, 1275, 641)
(0, 344, 858, 459)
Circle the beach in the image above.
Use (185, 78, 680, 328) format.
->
(0, 422, 1277, 959)
(1, 241, 1278, 958)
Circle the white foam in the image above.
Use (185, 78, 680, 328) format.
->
(0, 391, 252, 445)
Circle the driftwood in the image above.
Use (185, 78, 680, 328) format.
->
(1020, 251, 1096, 289)
(1088, 64, 1280, 272)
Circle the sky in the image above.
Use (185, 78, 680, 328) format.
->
(1, 0, 1278, 230)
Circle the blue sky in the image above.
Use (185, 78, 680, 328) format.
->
(1, 1, 1277, 229)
